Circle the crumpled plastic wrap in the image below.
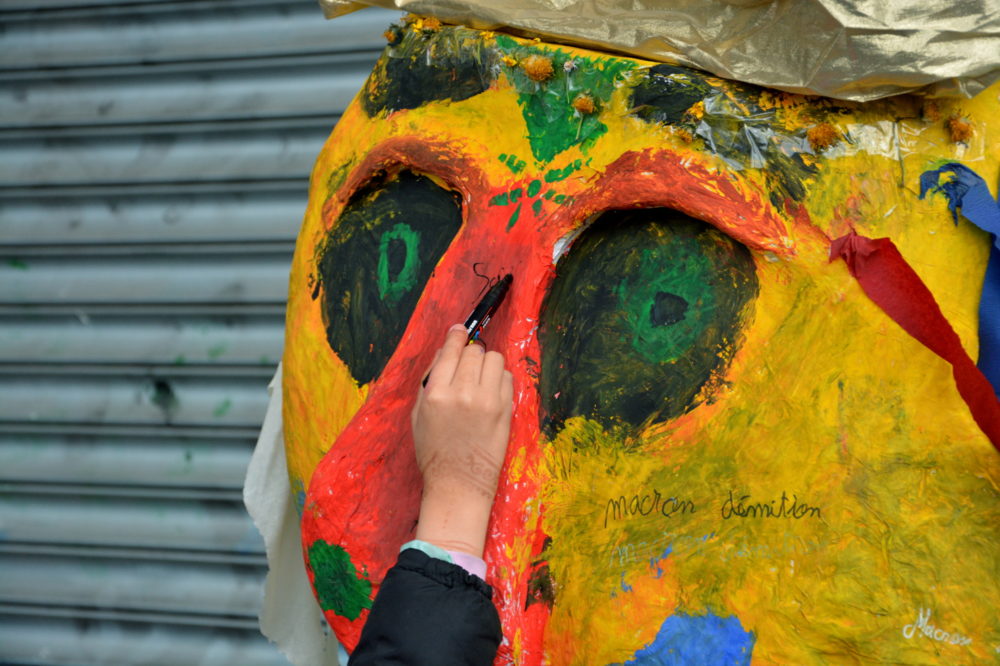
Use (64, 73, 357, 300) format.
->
(318, 0, 1000, 102)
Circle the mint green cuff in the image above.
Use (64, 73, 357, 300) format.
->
(401, 539, 454, 564)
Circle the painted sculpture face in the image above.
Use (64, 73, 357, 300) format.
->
(284, 21, 1000, 665)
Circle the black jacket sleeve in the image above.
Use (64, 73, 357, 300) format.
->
(348, 548, 502, 665)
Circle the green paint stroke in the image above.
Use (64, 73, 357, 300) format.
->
(7, 259, 28, 270)
(213, 398, 232, 418)
(498, 153, 527, 174)
(490, 158, 583, 215)
(507, 202, 522, 231)
(207, 343, 227, 360)
(308, 541, 372, 620)
(376, 222, 420, 304)
(496, 34, 636, 162)
(545, 159, 583, 183)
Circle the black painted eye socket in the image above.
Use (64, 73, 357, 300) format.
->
(318, 171, 463, 385)
(538, 209, 758, 436)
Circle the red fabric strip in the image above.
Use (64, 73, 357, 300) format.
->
(830, 231, 1000, 451)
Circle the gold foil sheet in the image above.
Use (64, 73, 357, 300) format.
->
(318, 0, 1000, 101)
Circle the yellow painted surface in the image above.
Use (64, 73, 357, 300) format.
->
(285, 22, 999, 664)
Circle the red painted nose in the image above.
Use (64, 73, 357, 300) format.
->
(300, 191, 560, 648)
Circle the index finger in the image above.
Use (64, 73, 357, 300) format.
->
(424, 323, 469, 388)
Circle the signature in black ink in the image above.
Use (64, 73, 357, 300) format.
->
(604, 489, 696, 528)
(720, 490, 821, 520)
(471, 262, 509, 298)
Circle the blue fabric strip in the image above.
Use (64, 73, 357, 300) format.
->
(979, 243, 1000, 394)
(920, 163, 1000, 396)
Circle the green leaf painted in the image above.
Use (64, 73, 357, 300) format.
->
(496, 35, 636, 163)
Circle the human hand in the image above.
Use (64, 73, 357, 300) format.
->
(411, 324, 514, 558)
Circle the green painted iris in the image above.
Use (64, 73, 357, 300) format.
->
(539, 209, 758, 435)
(616, 240, 716, 364)
(377, 223, 420, 304)
(318, 172, 462, 385)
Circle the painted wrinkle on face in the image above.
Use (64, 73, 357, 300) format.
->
(302, 135, 818, 658)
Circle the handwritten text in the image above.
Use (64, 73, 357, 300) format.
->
(604, 489, 696, 528)
(902, 608, 972, 647)
(721, 490, 821, 520)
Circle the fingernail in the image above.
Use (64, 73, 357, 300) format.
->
(449, 323, 467, 332)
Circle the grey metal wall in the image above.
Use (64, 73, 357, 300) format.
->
(0, 1, 395, 663)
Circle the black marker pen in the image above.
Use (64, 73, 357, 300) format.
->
(423, 273, 513, 386)
(464, 273, 513, 342)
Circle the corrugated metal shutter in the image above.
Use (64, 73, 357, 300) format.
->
(0, 2, 396, 663)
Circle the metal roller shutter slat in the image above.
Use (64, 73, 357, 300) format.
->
(0, 434, 253, 485)
(0, 376, 272, 427)
(0, 554, 266, 617)
(0, 194, 304, 245)
(0, 1, 397, 662)
(0, 255, 292, 305)
(3, 2, 393, 70)
(0, 318, 284, 365)
(0, 61, 371, 129)
(0, 616, 288, 666)
(0, 493, 264, 552)
(2, 129, 330, 187)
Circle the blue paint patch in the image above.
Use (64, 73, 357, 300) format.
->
(291, 478, 307, 515)
(649, 545, 672, 578)
(620, 572, 633, 593)
(621, 612, 754, 666)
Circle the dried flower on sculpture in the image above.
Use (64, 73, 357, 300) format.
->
(572, 94, 596, 115)
(947, 116, 973, 144)
(521, 54, 554, 82)
(807, 123, 839, 151)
